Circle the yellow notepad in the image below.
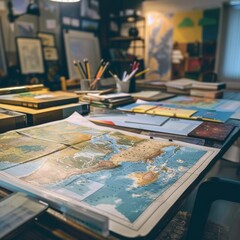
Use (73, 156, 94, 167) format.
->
(131, 105, 157, 113)
(147, 106, 196, 118)
(131, 104, 196, 118)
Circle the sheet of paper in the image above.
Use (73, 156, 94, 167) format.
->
(62, 17, 71, 25)
(90, 114, 202, 136)
(71, 18, 80, 27)
(0, 193, 47, 239)
(159, 118, 202, 135)
(191, 109, 234, 122)
(230, 112, 240, 120)
(46, 19, 56, 29)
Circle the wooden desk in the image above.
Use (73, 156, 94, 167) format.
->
(0, 112, 239, 240)
(1, 90, 240, 239)
(0, 126, 239, 240)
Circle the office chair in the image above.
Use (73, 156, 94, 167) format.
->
(60, 76, 81, 91)
(185, 177, 240, 240)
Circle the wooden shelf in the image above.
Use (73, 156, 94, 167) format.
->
(110, 15, 145, 23)
(110, 36, 144, 42)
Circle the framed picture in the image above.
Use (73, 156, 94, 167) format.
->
(16, 22, 35, 37)
(0, 18, 7, 77)
(37, 32, 55, 47)
(43, 47, 58, 61)
(16, 37, 45, 74)
(63, 30, 100, 79)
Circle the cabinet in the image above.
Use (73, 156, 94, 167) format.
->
(108, 15, 145, 76)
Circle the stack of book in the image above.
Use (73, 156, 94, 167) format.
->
(131, 91, 175, 101)
(165, 78, 226, 99)
(0, 84, 46, 95)
(82, 92, 135, 108)
(0, 91, 79, 109)
(165, 78, 196, 95)
(0, 108, 26, 133)
(190, 82, 226, 98)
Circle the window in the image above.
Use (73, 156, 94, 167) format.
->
(218, 3, 240, 87)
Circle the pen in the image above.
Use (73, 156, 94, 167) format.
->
(122, 71, 127, 81)
(135, 68, 150, 77)
(123, 67, 138, 82)
(131, 61, 137, 72)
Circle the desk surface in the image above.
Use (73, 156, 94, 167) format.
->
(0, 91, 240, 240)
(0, 113, 239, 240)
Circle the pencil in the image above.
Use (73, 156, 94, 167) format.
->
(96, 66, 103, 79)
(90, 66, 103, 89)
(73, 60, 83, 78)
(78, 60, 87, 78)
(135, 68, 150, 77)
(94, 59, 104, 78)
(84, 58, 91, 79)
(76, 61, 85, 78)
(99, 61, 109, 78)
(109, 71, 121, 81)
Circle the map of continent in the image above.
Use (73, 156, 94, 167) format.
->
(6, 131, 206, 223)
(0, 114, 216, 237)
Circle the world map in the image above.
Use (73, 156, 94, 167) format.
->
(0, 113, 218, 237)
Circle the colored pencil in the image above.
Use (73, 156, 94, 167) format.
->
(135, 68, 150, 77)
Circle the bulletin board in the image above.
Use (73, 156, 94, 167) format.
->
(63, 30, 101, 79)
(0, 18, 7, 77)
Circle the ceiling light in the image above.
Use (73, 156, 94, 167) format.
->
(50, 0, 80, 2)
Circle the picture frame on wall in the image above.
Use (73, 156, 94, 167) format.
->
(0, 18, 8, 77)
(37, 32, 56, 47)
(16, 37, 45, 74)
(81, 18, 99, 32)
(43, 47, 58, 61)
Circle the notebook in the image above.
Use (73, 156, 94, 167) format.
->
(188, 122, 235, 141)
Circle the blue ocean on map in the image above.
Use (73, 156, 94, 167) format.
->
(1, 130, 207, 223)
(47, 142, 206, 222)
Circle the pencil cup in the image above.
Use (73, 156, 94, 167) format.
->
(81, 79, 90, 90)
(116, 79, 130, 93)
(81, 79, 101, 90)
(129, 77, 136, 93)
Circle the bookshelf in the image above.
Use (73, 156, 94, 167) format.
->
(172, 41, 217, 81)
(108, 14, 145, 76)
